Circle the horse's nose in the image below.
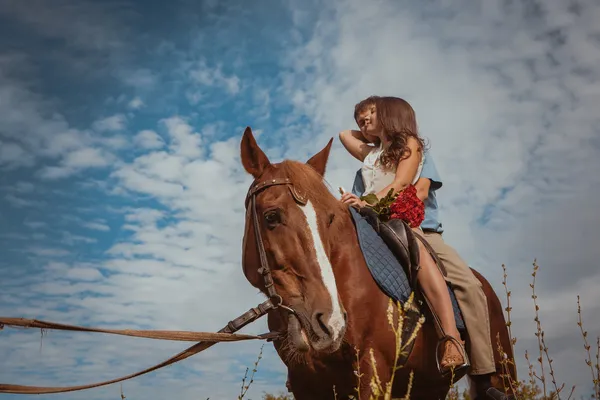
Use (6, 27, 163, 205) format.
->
(313, 311, 332, 338)
(309, 309, 347, 353)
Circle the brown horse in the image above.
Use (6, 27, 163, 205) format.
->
(240, 126, 516, 400)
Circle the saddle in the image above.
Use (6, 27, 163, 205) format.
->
(356, 206, 447, 290)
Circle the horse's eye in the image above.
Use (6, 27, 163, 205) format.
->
(328, 213, 335, 227)
(264, 210, 281, 227)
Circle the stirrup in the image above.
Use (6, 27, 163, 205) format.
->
(435, 335, 470, 378)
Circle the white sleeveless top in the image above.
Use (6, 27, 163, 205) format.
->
(361, 143, 423, 195)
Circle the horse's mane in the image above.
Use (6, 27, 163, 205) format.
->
(278, 160, 345, 213)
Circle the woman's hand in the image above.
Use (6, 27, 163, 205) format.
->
(340, 192, 367, 209)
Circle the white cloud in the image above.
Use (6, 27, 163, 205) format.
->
(39, 129, 88, 158)
(38, 146, 116, 179)
(0, 55, 75, 159)
(188, 59, 241, 95)
(63, 147, 113, 168)
(61, 232, 98, 245)
(82, 221, 110, 232)
(124, 208, 166, 225)
(13, 181, 35, 193)
(133, 129, 164, 150)
(0, 60, 120, 178)
(161, 116, 203, 159)
(24, 221, 46, 229)
(5, 194, 45, 208)
(0, 141, 36, 168)
(27, 246, 70, 257)
(100, 135, 129, 150)
(128, 96, 144, 109)
(111, 164, 185, 198)
(130, 152, 185, 183)
(92, 114, 126, 132)
(119, 68, 158, 88)
(38, 165, 76, 180)
(199, 122, 225, 139)
(65, 266, 103, 281)
(185, 90, 204, 105)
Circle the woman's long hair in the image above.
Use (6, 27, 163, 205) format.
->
(354, 96, 427, 171)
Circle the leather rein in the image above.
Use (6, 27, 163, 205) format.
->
(0, 176, 301, 395)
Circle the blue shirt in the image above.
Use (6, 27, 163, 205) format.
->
(351, 150, 444, 233)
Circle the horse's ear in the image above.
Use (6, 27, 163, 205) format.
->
(306, 137, 333, 177)
(241, 126, 270, 178)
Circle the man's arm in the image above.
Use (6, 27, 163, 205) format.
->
(420, 151, 442, 192)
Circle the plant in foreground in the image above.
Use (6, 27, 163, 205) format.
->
(254, 260, 599, 399)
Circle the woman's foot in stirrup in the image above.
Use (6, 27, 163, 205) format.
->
(439, 336, 469, 377)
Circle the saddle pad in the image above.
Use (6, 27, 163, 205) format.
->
(349, 207, 465, 331)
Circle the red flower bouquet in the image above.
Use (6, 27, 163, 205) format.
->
(389, 184, 424, 228)
(360, 184, 425, 228)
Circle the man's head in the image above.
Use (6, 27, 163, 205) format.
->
(354, 96, 382, 141)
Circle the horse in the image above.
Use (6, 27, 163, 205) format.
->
(239, 126, 516, 400)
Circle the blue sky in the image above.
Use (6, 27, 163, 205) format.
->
(1, 0, 600, 398)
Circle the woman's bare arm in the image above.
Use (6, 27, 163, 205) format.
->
(414, 177, 430, 201)
(374, 136, 422, 199)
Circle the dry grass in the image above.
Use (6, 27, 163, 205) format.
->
(112, 260, 594, 400)
(358, 293, 424, 400)
(253, 260, 600, 400)
(239, 344, 265, 399)
(115, 260, 599, 399)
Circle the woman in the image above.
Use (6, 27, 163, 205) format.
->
(338, 95, 469, 375)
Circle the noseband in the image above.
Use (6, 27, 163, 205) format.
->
(244, 176, 308, 317)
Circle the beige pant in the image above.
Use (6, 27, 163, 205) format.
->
(422, 231, 496, 375)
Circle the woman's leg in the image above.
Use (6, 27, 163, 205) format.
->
(412, 228, 467, 371)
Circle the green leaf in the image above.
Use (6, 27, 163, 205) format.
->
(359, 188, 400, 222)
(361, 193, 379, 205)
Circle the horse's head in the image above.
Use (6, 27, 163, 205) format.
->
(240, 127, 348, 355)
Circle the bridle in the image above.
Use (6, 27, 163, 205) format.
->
(244, 175, 309, 318)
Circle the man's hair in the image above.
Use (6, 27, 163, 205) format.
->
(353, 95, 380, 122)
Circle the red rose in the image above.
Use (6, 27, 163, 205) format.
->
(389, 185, 425, 228)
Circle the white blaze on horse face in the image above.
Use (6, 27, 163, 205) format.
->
(299, 200, 345, 341)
